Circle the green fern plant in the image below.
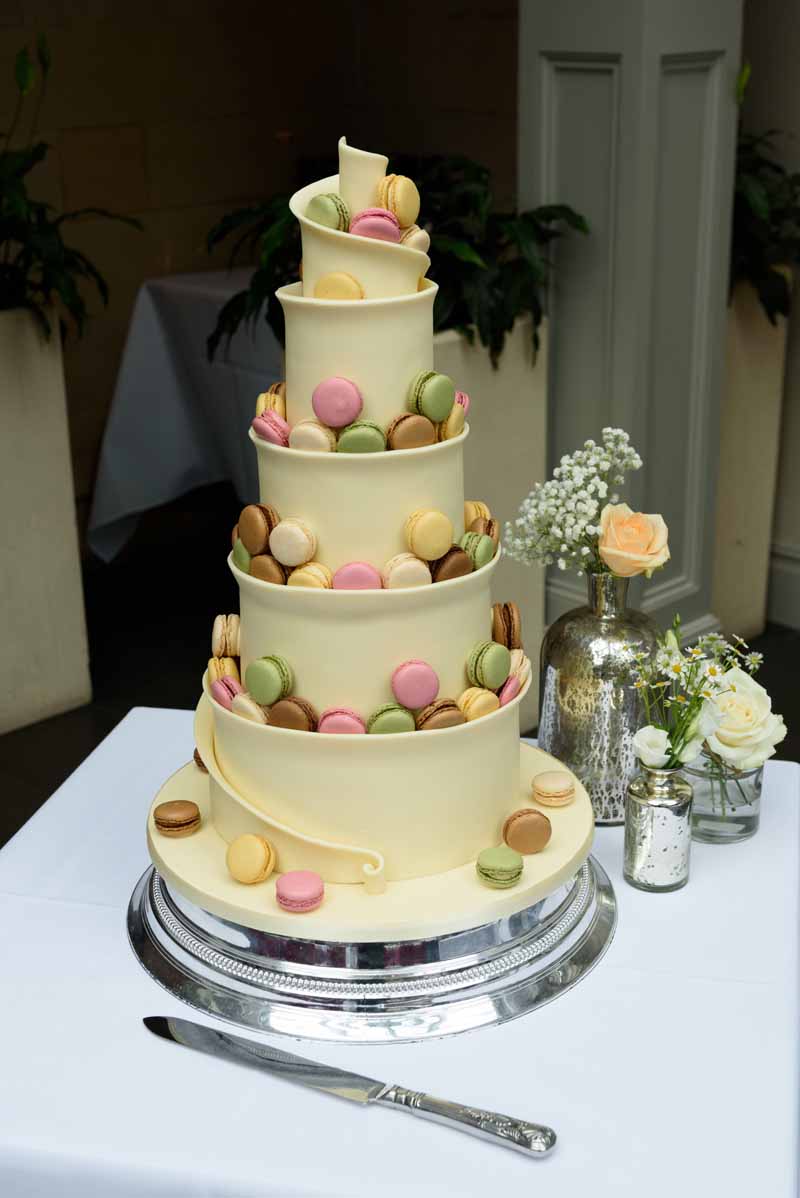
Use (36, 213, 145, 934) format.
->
(0, 36, 142, 337)
(731, 63, 800, 322)
(206, 153, 587, 367)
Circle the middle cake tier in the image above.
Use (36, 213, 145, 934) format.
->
(251, 428, 467, 569)
(232, 550, 499, 716)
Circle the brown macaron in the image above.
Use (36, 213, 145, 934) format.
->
(249, 554, 288, 585)
(431, 546, 473, 582)
(153, 799, 201, 838)
(492, 601, 522, 650)
(238, 504, 282, 556)
(470, 516, 500, 548)
(268, 696, 319, 731)
(502, 808, 552, 854)
(386, 412, 437, 451)
(193, 747, 208, 773)
(415, 699, 466, 730)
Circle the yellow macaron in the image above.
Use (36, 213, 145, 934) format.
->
(464, 500, 491, 527)
(436, 403, 466, 442)
(377, 173, 421, 228)
(256, 382, 287, 419)
(313, 272, 365, 300)
(207, 656, 240, 684)
(457, 686, 500, 721)
(226, 833, 276, 884)
(288, 561, 334, 589)
(404, 508, 454, 561)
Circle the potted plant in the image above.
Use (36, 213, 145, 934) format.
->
(1, 38, 141, 733)
(714, 63, 800, 638)
(205, 153, 587, 729)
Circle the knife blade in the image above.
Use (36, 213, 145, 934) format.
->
(144, 1016, 556, 1158)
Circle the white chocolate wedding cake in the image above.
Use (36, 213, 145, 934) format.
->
(147, 138, 593, 942)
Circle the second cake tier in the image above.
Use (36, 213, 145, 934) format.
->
(252, 428, 467, 570)
(232, 550, 499, 716)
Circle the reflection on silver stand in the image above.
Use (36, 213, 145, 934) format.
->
(127, 859, 616, 1044)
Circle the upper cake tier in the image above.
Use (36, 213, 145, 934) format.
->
(278, 279, 436, 429)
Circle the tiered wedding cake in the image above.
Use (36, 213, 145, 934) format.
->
(147, 138, 593, 943)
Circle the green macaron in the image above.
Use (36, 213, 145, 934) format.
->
(476, 844, 524, 888)
(305, 192, 350, 232)
(245, 655, 293, 706)
(232, 538, 252, 573)
(407, 370, 455, 423)
(366, 702, 416, 734)
(467, 640, 511, 690)
(337, 421, 387, 453)
(460, 531, 495, 570)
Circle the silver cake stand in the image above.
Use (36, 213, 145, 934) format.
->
(128, 858, 616, 1044)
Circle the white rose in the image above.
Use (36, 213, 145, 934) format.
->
(687, 701, 721, 743)
(633, 725, 671, 768)
(705, 667, 787, 770)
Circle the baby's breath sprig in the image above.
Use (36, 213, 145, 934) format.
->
(504, 427, 642, 574)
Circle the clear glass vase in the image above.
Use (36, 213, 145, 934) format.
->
(686, 755, 763, 844)
(538, 572, 661, 824)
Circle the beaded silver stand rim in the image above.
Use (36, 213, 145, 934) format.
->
(127, 858, 616, 1043)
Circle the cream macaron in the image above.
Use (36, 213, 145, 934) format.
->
(381, 552, 432, 589)
(269, 518, 317, 568)
(289, 419, 337, 452)
(532, 770, 575, 808)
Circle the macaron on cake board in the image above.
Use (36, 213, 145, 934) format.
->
(143, 136, 595, 962)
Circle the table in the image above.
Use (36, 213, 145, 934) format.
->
(88, 269, 280, 561)
(1, 708, 798, 1197)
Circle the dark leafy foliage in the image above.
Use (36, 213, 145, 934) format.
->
(0, 37, 141, 338)
(207, 153, 587, 367)
(731, 128, 800, 322)
(731, 65, 800, 323)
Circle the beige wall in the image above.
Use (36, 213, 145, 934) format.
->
(742, 0, 800, 626)
(0, 1, 517, 540)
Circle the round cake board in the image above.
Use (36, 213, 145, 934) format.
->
(147, 743, 594, 943)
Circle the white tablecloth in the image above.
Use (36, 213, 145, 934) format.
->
(1, 708, 798, 1197)
(88, 270, 280, 561)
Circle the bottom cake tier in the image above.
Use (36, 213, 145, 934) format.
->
(147, 742, 594, 943)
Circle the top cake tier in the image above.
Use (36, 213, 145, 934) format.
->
(278, 139, 435, 430)
(290, 137, 429, 302)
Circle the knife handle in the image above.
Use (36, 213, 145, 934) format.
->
(376, 1085, 556, 1157)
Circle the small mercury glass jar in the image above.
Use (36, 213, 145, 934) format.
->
(624, 767, 693, 892)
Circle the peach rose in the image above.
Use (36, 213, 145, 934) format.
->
(597, 503, 670, 578)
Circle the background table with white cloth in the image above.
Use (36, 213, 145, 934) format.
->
(88, 269, 279, 562)
(1, 709, 798, 1197)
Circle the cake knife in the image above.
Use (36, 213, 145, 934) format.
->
(144, 1016, 556, 1158)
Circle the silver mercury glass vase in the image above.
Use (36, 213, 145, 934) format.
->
(538, 572, 660, 824)
(624, 767, 693, 891)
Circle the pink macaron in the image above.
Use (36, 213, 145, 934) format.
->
(210, 677, 244, 710)
(318, 707, 367, 734)
(391, 660, 439, 710)
(252, 411, 290, 446)
(332, 561, 383, 589)
(311, 377, 363, 429)
(349, 207, 401, 243)
(276, 870, 325, 913)
(499, 674, 521, 706)
(455, 390, 470, 416)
